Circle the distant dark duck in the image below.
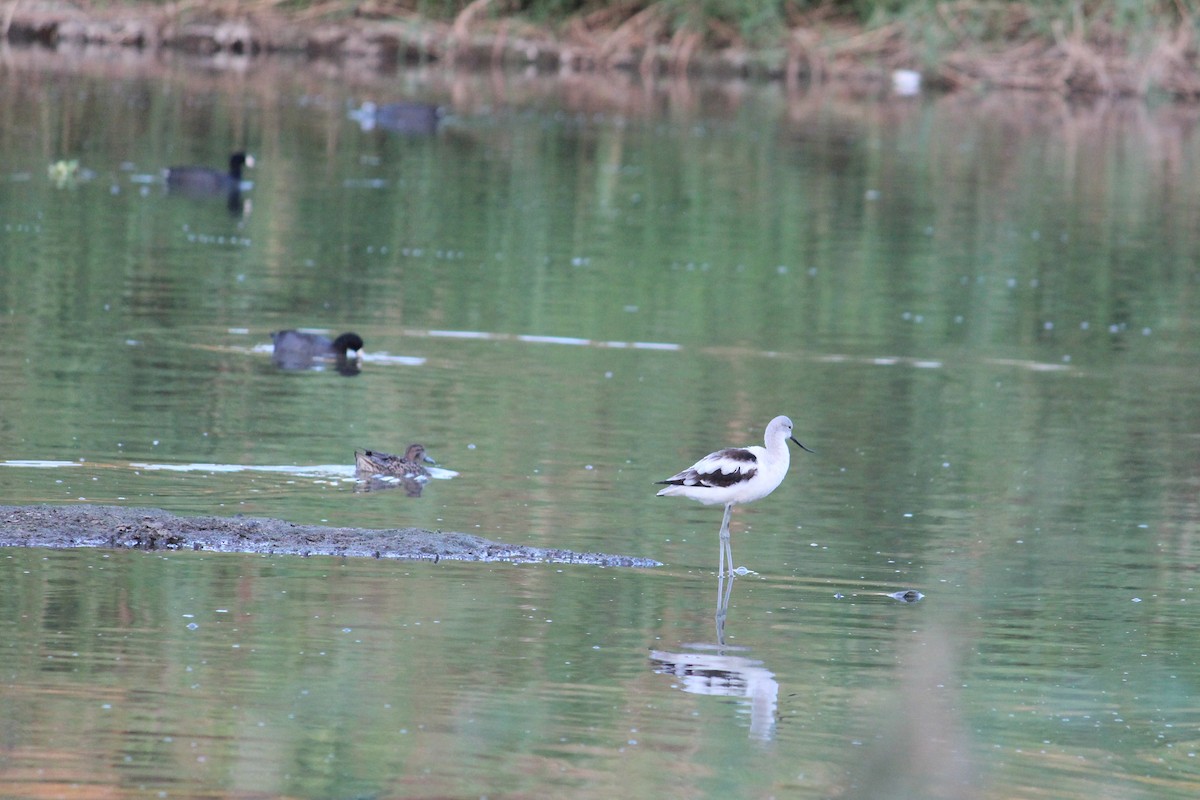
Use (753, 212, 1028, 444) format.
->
(355, 444, 436, 480)
(349, 101, 442, 135)
(166, 152, 255, 194)
(270, 330, 364, 374)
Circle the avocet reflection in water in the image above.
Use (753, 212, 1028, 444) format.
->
(650, 575, 779, 741)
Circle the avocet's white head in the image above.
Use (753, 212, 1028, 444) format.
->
(766, 415, 814, 453)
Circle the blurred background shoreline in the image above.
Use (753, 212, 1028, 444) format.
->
(6, 0, 1200, 98)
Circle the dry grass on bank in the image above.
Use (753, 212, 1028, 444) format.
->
(6, 0, 1200, 96)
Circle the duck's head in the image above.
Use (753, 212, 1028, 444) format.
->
(404, 444, 436, 465)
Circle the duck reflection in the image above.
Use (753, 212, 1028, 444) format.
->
(354, 473, 427, 496)
(649, 575, 780, 741)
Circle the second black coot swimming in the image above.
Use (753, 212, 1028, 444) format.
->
(166, 152, 255, 194)
(349, 102, 442, 135)
(270, 330, 365, 375)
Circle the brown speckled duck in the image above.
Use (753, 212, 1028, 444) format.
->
(354, 444, 435, 480)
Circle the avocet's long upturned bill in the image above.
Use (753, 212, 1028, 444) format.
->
(656, 416, 812, 576)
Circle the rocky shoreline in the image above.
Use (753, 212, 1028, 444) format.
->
(0, 504, 662, 567)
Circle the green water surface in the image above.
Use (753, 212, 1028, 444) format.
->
(1, 51, 1198, 799)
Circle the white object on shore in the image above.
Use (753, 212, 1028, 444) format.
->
(892, 69, 922, 96)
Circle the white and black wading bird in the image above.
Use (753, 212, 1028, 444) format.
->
(656, 415, 812, 576)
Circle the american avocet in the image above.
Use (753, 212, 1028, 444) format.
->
(271, 330, 364, 374)
(355, 444, 436, 480)
(656, 416, 812, 576)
